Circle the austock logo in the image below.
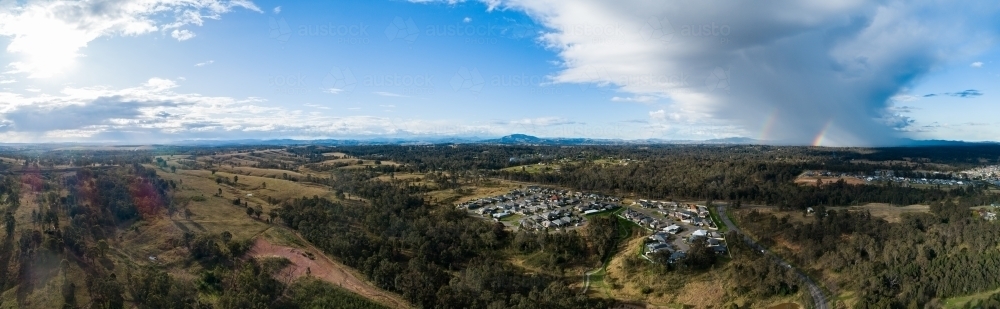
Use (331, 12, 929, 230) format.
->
(322, 66, 357, 95)
(451, 67, 485, 94)
(385, 17, 420, 43)
(705, 67, 730, 92)
(269, 17, 292, 45)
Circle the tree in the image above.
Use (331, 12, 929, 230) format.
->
(170, 166, 176, 173)
(127, 266, 198, 309)
(268, 210, 278, 223)
(221, 231, 233, 244)
(234, 175, 238, 184)
(97, 240, 110, 258)
(261, 182, 266, 189)
(253, 205, 263, 219)
(3, 211, 14, 238)
(246, 206, 254, 217)
(91, 273, 125, 309)
(684, 238, 717, 270)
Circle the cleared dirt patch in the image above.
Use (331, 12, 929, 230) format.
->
(794, 176, 866, 186)
(248, 238, 410, 309)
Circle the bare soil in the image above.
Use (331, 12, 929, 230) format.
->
(249, 238, 411, 309)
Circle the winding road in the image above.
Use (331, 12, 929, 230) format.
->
(716, 205, 828, 309)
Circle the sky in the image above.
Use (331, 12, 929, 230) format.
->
(0, 0, 998, 146)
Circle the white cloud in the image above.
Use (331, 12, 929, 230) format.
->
(273, 6, 282, 14)
(195, 60, 215, 67)
(503, 117, 577, 127)
(493, 0, 1000, 145)
(373, 91, 408, 97)
(303, 103, 331, 110)
(324, 88, 345, 94)
(408, 0, 467, 4)
(0, 78, 17, 84)
(971, 61, 984, 68)
(0, 0, 261, 78)
(611, 96, 657, 103)
(171, 29, 196, 41)
(0, 78, 574, 142)
(648, 109, 681, 122)
(463, 17, 472, 23)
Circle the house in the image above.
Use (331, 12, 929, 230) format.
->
(646, 242, 671, 253)
(712, 246, 728, 254)
(696, 205, 710, 217)
(664, 224, 682, 234)
(668, 251, 686, 263)
(707, 238, 721, 246)
(650, 232, 670, 244)
(689, 229, 709, 242)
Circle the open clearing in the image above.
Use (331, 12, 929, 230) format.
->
(830, 203, 930, 223)
(794, 176, 866, 186)
(739, 203, 930, 224)
(249, 238, 411, 309)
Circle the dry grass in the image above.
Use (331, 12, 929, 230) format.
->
(423, 180, 521, 205)
(599, 236, 701, 307)
(374, 173, 424, 182)
(157, 167, 337, 211)
(829, 203, 930, 223)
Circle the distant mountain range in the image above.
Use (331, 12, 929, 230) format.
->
(163, 134, 768, 147)
(2, 135, 996, 148)
(163, 134, 998, 147)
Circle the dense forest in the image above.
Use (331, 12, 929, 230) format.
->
(738, 197, 1000, 308)
(330, 144, 1000, 208)
(278, 170, 612, 308)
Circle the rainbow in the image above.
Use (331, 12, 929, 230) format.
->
(812, 121, 832, 147)
(757, 110, 778, 142)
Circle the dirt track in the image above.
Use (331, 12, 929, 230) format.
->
(249, 238, 411, 308)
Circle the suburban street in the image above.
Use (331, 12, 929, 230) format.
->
(716, 205, 828, 309)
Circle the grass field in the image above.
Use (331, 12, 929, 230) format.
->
(501, 163, 560, 174)
(940, 287, 1000, 308)
(707, 206, 728, 232)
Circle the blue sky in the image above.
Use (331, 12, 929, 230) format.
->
(0, 0, 998, 145)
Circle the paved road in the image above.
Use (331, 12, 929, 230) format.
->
(716, 205, 828, 309)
